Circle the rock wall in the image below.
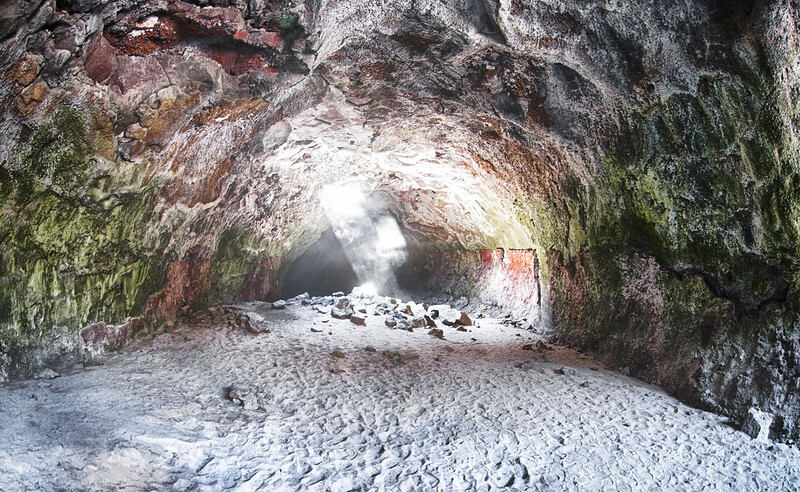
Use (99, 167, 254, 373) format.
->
(0, 0, 798, 441)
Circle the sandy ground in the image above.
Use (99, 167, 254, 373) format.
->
(0, 295, 798, 491)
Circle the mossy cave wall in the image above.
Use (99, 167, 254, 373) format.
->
(0, 0, 799, 442)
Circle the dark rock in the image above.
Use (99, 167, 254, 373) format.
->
(310, 328, 322, 333)
(365, 346, 376, 352)
(385, 318, 398, 328)
(456, 326, 468, 332)
(331, 298, 354, 319)
(351, 314, 366, 326)
(331, 307, 354, 319)
(428, 328, 444, 339)
(272, 300, 287, 309)
(84, 34, 117, 84)
(458, 312, 473, 326)
(331, 350, 346, 359)
(522, 344, 533, 351)
(411, 316, 426, 328)
(238, 312, 269, 333)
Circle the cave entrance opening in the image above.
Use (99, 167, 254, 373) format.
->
(282, 228, 359, 298)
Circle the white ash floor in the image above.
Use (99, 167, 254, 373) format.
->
(0, 298, 798, 492)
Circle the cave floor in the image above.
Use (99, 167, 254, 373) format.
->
(0, 299, 798, 491)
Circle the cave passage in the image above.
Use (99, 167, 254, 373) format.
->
(282, 228, 360, 298)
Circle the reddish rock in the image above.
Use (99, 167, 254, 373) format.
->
(113, 55, 169, 95)
(146, 260, 210, 320)
(7, 55, 39, 88)
(249, 31, 282, 49)
(241, 257, 277, 301)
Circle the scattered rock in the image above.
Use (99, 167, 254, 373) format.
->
(424, 315, 437, 327)
(411, 316, 427, 329)
(458, 312, 473, 326)
(331, 369, 346, 374)
(365, 346, 376, 352)
(238, 312, 269, 333)
(522, 344, 533, 351)
(34, 368, 59, 380)
(310, 328, 322, 333)
(272, 300, 287, 309)
(331, 298, 354, 319)
(428, 328, 444, 339)
(456, 326, 468, 332)
(535, 341, 552, 350)
(331, 350, 346, 359)
(351, 314, 367, 326)
(385, 318, 398, 328)
(742, 408, 775, 441)
(554, 367, 565, 375)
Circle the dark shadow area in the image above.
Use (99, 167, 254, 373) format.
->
(282, 228, 359, 297)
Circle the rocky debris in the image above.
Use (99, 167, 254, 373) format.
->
(236, 312, 270, 334)
(34, 368, 60, 380)
(429, 305, 462, 326)
(331, 351, 346, 359)
(310, 328, 323, 333)
(742, 408, 775, 441)
(272, 300, 287, 309)
(428, 329, 445, 339)
(365, 346, 376, 352)
(410, 316, 427, 329)
(331, 369, 346, 374)
(554, 368, 565, 375)
(331, 298, 354, 320)
(227, 385, 271, 411)
(297, 288, 492, 343)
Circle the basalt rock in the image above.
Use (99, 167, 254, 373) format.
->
(0, 0, 798, 443)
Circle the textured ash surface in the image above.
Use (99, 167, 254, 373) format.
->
(0, 300, 798, 491)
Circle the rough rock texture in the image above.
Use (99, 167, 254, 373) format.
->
(0, 0, 799, 441)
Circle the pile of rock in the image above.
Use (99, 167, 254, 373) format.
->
(286, 289, 477, 339)
(173, 304, 270, 334)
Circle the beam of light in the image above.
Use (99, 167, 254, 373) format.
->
(318, 183, 407, 297)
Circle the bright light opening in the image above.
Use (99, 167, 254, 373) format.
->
(353, 282, 378, 297)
